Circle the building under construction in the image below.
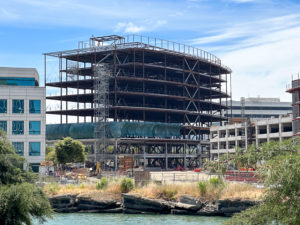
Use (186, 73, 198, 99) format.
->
(286, 78, 300, 136)
(45, 35, 231, 170)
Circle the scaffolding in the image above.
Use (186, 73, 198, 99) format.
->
(67, 61, 78, 81)
(93, 63, 111, 162)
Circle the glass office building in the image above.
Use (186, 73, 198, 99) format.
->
(0, 67, 46, 172)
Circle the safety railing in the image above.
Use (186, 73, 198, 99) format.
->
(76, 34, 231, 72)
(121, 35, 221, 65)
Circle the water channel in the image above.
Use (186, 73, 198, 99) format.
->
(37, 213, 228, 225)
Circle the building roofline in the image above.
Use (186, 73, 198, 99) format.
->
(0, 67, 39, 85)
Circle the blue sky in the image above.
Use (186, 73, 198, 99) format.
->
(1, 0, 300, 102)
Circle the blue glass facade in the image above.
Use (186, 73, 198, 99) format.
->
(29, 142, 40, 156)
(0, 121, 7, 132)
(12, 142, 24, 156)
(12, 121, 24, 135)
(12, 99, 24, 113)
(0, 77, 36, 86)
(29, 100, 41, 114)
(29, 121, 41, 135)
(0, 99, 7, 113)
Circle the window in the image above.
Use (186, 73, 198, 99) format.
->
(12, 121, 24, 135)
(29, 100, 41, 114)
(29, 142, 40, 156)
(29, 121, 40, 135)
(12, 100, 24, 113)
(0, 77, 36, 86)
(0, 99, 7, 113)
(0, 121, 7, 133)
(12, 142, 24, 156)
(30, 163, 40, 173)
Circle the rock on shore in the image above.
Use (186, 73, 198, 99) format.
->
(218, 199, 257, 217)
(122, 194, 258, 216)
(50, 193, 122, 213)
(122, 194, 172, 214)
(49, 193, 258, 216)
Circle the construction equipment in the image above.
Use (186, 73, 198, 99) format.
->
(89, 162, 102, 176)
(96, 162, 101, 174)
(119, 156, 134, 172)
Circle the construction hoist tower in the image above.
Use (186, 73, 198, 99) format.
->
(93, 63, 111, 163)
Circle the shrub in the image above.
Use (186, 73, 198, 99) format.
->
(66, 184, 75, 190)
(159, 187, 178, 201)
(198, 181, 207, 195)
(44, 183, 60, 195)
(96, 177, 108, 190)
(209, 177, 224, 188)
(120, 177, 134, 193)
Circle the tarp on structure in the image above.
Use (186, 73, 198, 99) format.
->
(46, 122, 182, 140)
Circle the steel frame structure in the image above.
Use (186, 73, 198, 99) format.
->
(45, 34, 232, 170)
(286, 77, 300, 136)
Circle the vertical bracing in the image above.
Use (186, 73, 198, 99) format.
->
(240, 97, 248, 149)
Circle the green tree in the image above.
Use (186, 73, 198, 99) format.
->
(258, 139, 296, 162)
(204, 153, 236, 174)
(45, 146, 56, 163)
(0, 130, 37, 185)
(224, 139, 300, 225)
(55, 137, 86, 165)
(0, 130, 52, 224)
(205, 138, 297, 174)
(224, 152, 300, 225)
(234, 145, 260, 170)
(46, 145, 55, 155)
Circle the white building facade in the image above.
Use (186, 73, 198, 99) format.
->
(210, 114, 293, 160)
(0, 67, 46, 172)
(225, 97, 291, 119)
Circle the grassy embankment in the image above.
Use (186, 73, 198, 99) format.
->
(44, 177, 264, 202)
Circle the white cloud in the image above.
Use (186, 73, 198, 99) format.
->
(191, 14, 300, 46)
(221, 40, 299, 102)
(215, 17, 300, 102)
(115, 20, 167, 33)
(191, 14, 300, 102)
(115, 22, 146, 33)
(191, 31, 244, 45)
(0, 0, 173, 30)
